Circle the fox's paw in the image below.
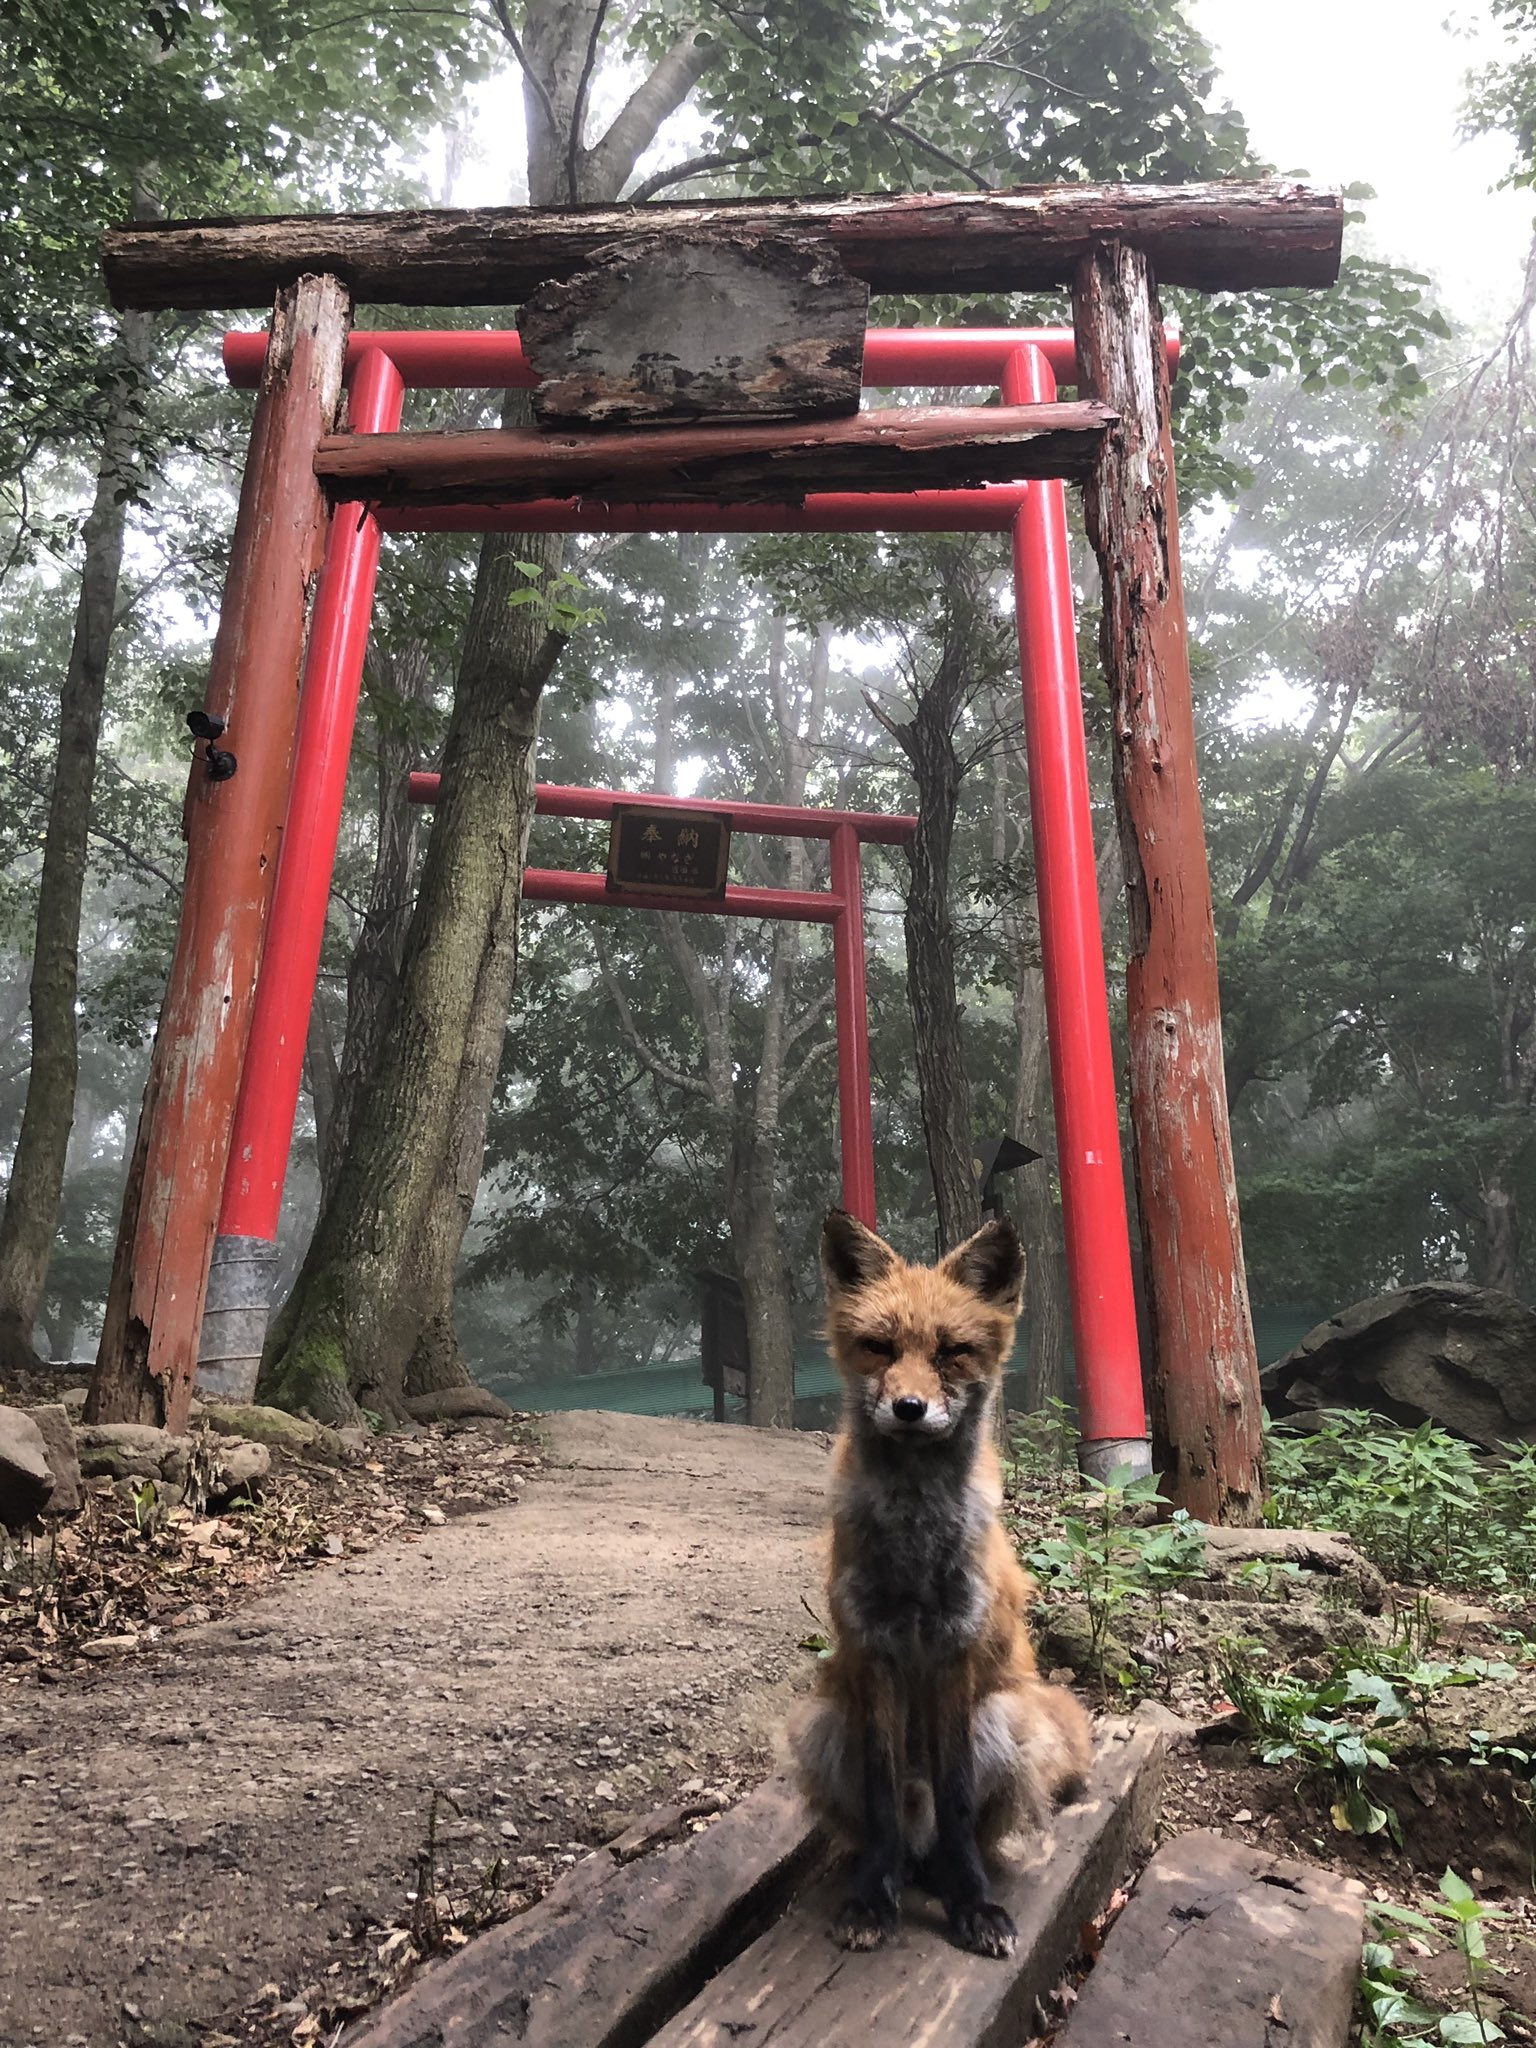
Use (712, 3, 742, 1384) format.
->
(948, 1899, 1017, 1959)
(833, 1895, 899, 1950)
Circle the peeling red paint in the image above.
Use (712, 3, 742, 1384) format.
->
(91, 276, 351, 1435)
(1075, 243, 1265, 1525)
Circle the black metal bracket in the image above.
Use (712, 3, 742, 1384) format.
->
(187, 709, 237, 782)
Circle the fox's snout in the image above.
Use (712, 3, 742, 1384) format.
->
(863, 1361, 960, 1437)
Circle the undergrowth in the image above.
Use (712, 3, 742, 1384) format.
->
(1266, 1413, 1536, 1592)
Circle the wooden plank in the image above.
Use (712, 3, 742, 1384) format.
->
(101, 182, 1344, 312)
(343, 1777, 824, 2048)
(1072, 240, 1265, 1525)
(87, 275, 350, 1434)
(520, 236, 867, 429)
(1056, 1831, 1366, 2048)
(647, 1714, 1166, 2048)
(313, 402, 1115, 509)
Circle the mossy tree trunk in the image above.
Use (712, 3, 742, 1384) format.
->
(260, 523, 563, 1422)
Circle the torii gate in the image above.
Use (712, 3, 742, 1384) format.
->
(87, 183, 1344, 1519)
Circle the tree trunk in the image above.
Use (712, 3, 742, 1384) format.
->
(896, 561, 984, 1252)
(321, 645, 438, 1203)
(732, 1131, 796, 1429)
(263, 1, 719, 1418)
(0, 311, 150, 1373)
(260, 518, 563, 1423)
(1482, 1170, 1522, 1296)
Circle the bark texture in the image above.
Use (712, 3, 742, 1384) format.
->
(885, 553, 991, 1252)
(104, 180, 1346, 311)
(261, 520, 564, 1421)
(89, 273, 350, 1431)
(1074, 242, 1264, 1524)
(314, 402, 1112, 507)
(0, 309, 152, 1372)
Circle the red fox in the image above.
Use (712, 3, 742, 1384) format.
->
(792, 1209, 1091, 1957)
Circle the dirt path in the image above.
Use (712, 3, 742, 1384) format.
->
(0, 1413, 831, 2048)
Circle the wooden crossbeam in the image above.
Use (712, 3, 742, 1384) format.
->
(103, 181, 1343, 311)
(312, 401, 1116, 507)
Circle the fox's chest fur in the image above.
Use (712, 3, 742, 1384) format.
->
(831, 1447, 992, 1667)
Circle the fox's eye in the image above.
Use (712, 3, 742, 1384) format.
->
(936, 1341, 975, 1364)
(862, 1336, 897, 1360)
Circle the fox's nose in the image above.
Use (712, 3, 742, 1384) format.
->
(892, 1395, 927, 1424)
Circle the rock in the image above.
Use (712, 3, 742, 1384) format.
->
(58, 1386, 88, 1415)
(1035, 1600, 1136, 1683)
(403, 1385, 513, 1424)
(25, 1404, 81, 1515)
(1198, 1525, 1387, 1614)
(1131, 1699, 1197, 1750)
(74, 1423, 177, 1482)
(1263, 1282, 1536, 1449)
(198, 1402, 347, 1464)
(0, 1405, 55, 1527)
(204, 1437, 270, 1502)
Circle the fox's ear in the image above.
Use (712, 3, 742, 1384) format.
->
(822, 1209, 898, 1294)
(939, 1218, 1025, 1310)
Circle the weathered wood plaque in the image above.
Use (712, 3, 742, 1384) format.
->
(520, 235, 868, 429)
(606, 806, 731, 900)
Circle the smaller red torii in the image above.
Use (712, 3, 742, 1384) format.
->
(414, 780, 913, 1229)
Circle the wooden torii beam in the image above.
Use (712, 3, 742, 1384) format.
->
(102, 181, 1342, 309)
(312, 402, 1116, 507)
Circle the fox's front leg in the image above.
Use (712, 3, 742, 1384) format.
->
(833, 1669, 905, 1950)
(925, 1690, 1017, 1959)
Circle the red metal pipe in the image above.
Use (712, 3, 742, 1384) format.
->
(223, 326, 1178, 393)
(830, 823, 877, 1228)
(217, 347, 406, 1243)
(522, 868, 839, 923)
(408, 776, 917, 845)
(1005, 345, 1146, 1461)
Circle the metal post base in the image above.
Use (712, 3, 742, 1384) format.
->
(1077, 1436, 1154, 1485)
(195, 1233, 278, 1404)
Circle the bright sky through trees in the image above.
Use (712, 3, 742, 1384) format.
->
(1194, 0, 1532, 319)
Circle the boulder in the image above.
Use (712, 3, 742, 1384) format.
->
(74, 1422, 177, 1482)
(24, 1404, 81, 1515)
(403, 1385, 513, 1424)
(198, 1401, 347, 1464)
(204, 1437, 270, 1502)
(1262, 1282, 1536, 1449)
(0, 1405, 55, 1527)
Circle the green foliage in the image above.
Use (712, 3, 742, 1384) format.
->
(1218, 1637, 1513, 1845)
(506, 561, 605, 642)
(1026, 1469, 1205, 1693)
(1366, 1875, 1510, 2045)
(1264, 1413, 1536, 1592)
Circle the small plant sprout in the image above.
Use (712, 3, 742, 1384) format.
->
(506, 560, 604, 637)
(1370, 1872, 1508, 2045)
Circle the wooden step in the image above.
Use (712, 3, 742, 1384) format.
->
(645, 1713, 1167, 2048)
(343, 1778, 823, 2048)
(1055, 1830, 1367, 2048)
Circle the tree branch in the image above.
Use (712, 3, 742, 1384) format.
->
(588, 30, 720, 199)
(486, 0, 562, 155)
(625, 144, 761, 203)
(593, 932, 713, 1101)
(567, 0, 610, 203)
